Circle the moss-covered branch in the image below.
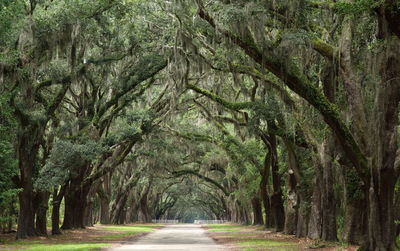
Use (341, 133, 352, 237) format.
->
(166, 127, 215, 143)
(197, 5, 369, 183)
(191, 86, 308, 149)
(187, 83, 252, 111)
(95, 54, 167, 124)
(311, 38, 340, 61)
(171, 169, 229, 196)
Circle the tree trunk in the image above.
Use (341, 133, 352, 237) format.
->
(99, 174, 111, 224)
(296, 204, 309, 238)
(84, 184, 98, 227)
(269, 134, 285, 232)
(34, 191, 50, 236)
(111, 194, 128, 224)
(260, 152, 274, 228)
(308, 167, 322, 239)
(16, 139, 40, 239)
(366, 171, 396, 251)
(308, 139, 337, 241)
(52, 201, 62, 235)
(343, 195, 368, 244)
(100, 199, 110, 224)
(362, 22, 400, 250)
(251, 196, 263, 225)
(51, 186, 66, 235)
(284, 142, 301, 235)
(17, 182, 36, 239)
(320, 140, 337, 241)
(62, 180, 90, 229)
(284, 170, 298, 235)
(140, 195, 151, 223)
(340, 161, 368, 245)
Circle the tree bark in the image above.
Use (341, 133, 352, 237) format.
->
(363, 20, 400, 250)
(111, 193, 129, 224)
(52, 186, 66, 235)
(284, 169, 298, 235)
(269, 134, 285, 232)
(284, 142, 302, 235)
(62, 180, 91, 229)
(308, 169, 322, 239)
(16, 132, 42, 239)
(260, 151, 274, 228)
(34, 191, 50, 236)
(307, 140, 338, 241)
(84, 184, 98, 227)
(320, 139, 337, 241)
(261, 152, 274, 228)
(17, 181, 36, 239)
(140, 193, 152, 223)
(99, 174, 111, 224)
(251, 196, 263, 225)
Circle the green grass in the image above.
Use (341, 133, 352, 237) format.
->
(206, 224, 248, 232)
(100, 232, 142, 240)
(205, 224, 300, 251)
(239, 239, 299, 251)
(100, 224, 159, 232)
(0, 224, 162, 249)
(98, 224, 160, 240)
(10, 243, 108, 251)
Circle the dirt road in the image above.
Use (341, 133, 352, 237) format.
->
(108, 224, 226, 250)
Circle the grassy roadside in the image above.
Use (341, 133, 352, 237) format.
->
(0, 224, 162, 251)
(203, 224, 359, 251)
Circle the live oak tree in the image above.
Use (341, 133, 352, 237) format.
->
(1, 0, 400, 250)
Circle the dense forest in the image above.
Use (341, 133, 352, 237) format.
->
(0, 0, 400, 250)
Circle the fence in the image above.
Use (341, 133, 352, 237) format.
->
(151, 219, 179, 224)
(194, 220, 227, 224)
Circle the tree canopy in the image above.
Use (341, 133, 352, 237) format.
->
(1, 0, 400, 250)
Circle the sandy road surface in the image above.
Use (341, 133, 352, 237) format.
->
(107, 224, 227, 250)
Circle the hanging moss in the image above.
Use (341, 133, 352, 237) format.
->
(334, 0, 381, 15)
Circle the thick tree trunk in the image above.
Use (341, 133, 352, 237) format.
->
(251, 196, 263, 225)
(308, 139, 337, 241)
(100, 199, 110, 224)
(284, 142, 301, 235)
(296, 204, 309, 238)
(242, 204, 251, 224)
(284, 171, 298, 235)
(34, 191, 50, 236)
(84, 184, 98, 227)
(362, 25, 400, 251)
(62, 181, 90, 229)
(99, 175, 111, 224)
(112, 194, 128, 224)
(366, 172, 396, 251)
(269, 134, 285, 232)
(51, 201, 62, 235)
(261, 152, 274, 228)
(83, 201, 94, 227)
(320, 140, 337, 241)
(51, 186, 66, 235)
(140, 195, 151, 223)
(343, 196, 368, 244)
(307, 166, 337, 240)
(16, 140, 40, 239)
(17, 181, 36, 239)
(340, 161, 368, 244)
(308, 166, 322, 239)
